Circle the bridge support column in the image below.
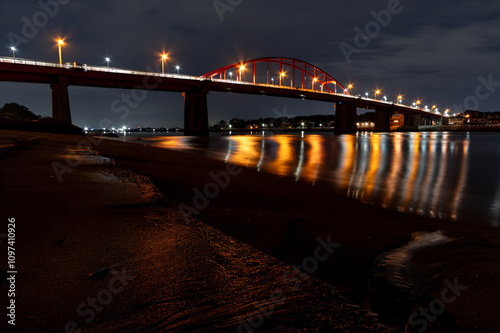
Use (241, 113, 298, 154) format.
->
(51, 76, 71, 123)
(374, 109, 391, 132)
(404, 114, 422, 126)
(334, 102, 357, 134)
(183, 88, 209, 136)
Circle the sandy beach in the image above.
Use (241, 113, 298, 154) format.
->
(2, 130, 500, 332)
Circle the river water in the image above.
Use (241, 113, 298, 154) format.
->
(127, 131, 500, 227)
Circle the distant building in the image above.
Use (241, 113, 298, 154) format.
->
(469, 117, 487, 125)
(390, 114, 404, 130)
(448, 115, 465, 125)
(488, 117, 500, 125)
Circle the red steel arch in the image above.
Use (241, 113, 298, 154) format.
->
(202, 57, 349, 94)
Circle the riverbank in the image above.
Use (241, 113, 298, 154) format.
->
(95, 133, 500, 331)
(2, 130, 500, 332)
(1, 130, 391, 332)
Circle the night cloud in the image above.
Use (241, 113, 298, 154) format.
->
(1, 0, 500, 127)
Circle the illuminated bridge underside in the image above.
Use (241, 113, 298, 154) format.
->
(0, 57, 443, 135)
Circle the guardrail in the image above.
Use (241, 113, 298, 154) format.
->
(0, 56, 447, 117)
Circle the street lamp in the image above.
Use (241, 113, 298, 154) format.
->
(105, 57, 110, 68)
(416, 100, 421, 108)
(383, 95, 387, 102)
(312, 77, 317, 90)
(229, 71, 233, 80)
(239, 64, 245, 81)
(271, 77, 274, 84)
(280, 71, 285, 86)
(161, 53, 168, 74)
(346, 84, 353, 94)
(175, 65, 180, 75)
(398, 95, 403, 104)
(57, 39, 64, 66)
(365, 92, 369, 98)
(10, 46, 16, 59)
(375, 90, 381, 99)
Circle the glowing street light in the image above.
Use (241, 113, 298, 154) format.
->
(279, 71, 286, 86)
(398, 95, 403, 104)
(229, 71, 233, 79)
(416, 100, 421, 108)
(375, 89, 381, 99)
(175, 65, 180, 75)
(161, 53, 168, 74)
(105, 57, 110, 68)
(365, 92, 369, 97)
(57, 39, 64, 66)
(383, 95, 387, 102)
(10, 46, 16, 59)
(312, 77, 318, 90)
(345, 84, 353, 94)
(239, 64, 246, 81)
(271, 77, 274, 84)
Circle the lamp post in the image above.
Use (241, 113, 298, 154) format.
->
(105, 57, 110, 68)
(57, 39, 64, 66)
(375, 90, 381, 100)
(346, 84, 353, 94)
(10, 46, 16, 59)
(312, 77, 317, 90)
(239, 64, 245, 81)
(280, 71, 285, 86)
(161, 53, 168, 74)
(175, 65, 180, 75)
(398, 95, 403, 104)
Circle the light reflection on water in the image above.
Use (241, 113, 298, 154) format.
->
(137, 132, 500, 227)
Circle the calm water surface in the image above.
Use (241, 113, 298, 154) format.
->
(128, 132, 500, 227)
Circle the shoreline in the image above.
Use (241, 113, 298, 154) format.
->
(93, 132, 500, 331)
(3, 130, 500, 331)
(1, 130, 392, 332)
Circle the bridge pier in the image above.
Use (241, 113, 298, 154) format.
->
(334, 102, 357, 134)
(183, 88, 209, 136)
(51, 76, 71, 123)
(374, 109, 391, 132)
(404, 114, 422, 126)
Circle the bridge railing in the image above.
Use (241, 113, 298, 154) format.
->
(0, 56, 64, 68)
(0, 56, 446, 117)
(0, 56, 203, 81)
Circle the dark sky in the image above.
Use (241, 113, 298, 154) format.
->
(1, 0, 500, 128)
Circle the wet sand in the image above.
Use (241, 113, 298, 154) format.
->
(1, 131, 390, 332)
(2, 131, 500, 332)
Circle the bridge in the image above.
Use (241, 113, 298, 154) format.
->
(0, 56, 444, 135)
